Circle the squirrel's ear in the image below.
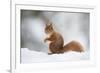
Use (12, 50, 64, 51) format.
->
(45, 22, 49, 26)
(50, 23, 52, 26)
(45, 23, 48, 26)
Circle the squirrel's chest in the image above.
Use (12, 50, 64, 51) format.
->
(47, 41, 52, 44)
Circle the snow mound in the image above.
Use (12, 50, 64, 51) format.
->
(21, 48, 89, 63)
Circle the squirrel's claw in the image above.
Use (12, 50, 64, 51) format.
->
(48, 53, 53, 55)
(44, 39, 47, 43)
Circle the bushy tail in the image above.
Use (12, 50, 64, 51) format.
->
(63, 41, 84, 52)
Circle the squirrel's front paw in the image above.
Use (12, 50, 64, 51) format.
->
(44, 39, 47, 43)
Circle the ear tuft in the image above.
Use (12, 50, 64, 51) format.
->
(50, 23, 52, 26)
(45, 23, 48, 26)
(45, 22, 49, 26)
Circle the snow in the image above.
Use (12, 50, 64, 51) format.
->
(21, 48, 89, 64)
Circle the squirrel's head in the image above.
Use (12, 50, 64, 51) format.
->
(45, 23, 54, 34)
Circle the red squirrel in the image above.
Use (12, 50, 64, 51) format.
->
(44, 23, 84, 55)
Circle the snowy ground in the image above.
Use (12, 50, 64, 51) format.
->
(21, 48, 89, 64)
